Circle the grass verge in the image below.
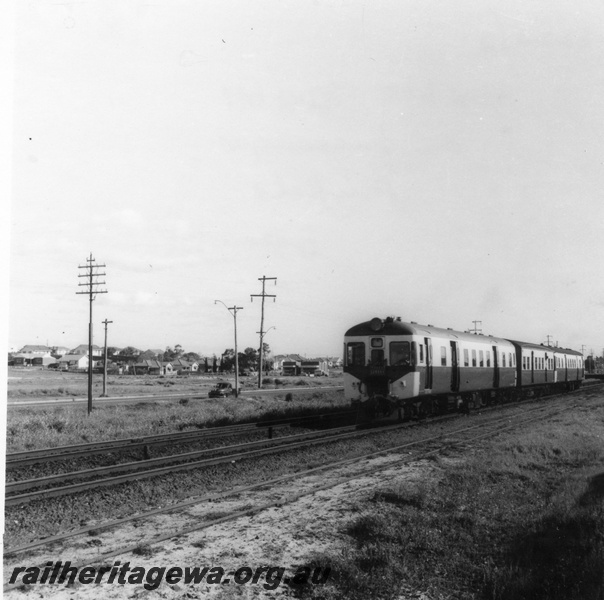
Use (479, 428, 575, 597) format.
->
(293, 405, 604, 600)
(5, 390, 348, 452)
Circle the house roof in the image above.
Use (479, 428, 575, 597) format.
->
(19, 345, 51, 353)
(135, 359, 163, 368)
(71, 344, 102, 354)
(58, 354, 88, 362)
(172, 358, 197, 367)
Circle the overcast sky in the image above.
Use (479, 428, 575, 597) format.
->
(6, 0, 604, 358)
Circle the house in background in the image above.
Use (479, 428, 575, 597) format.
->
(57, 354, 89, 370)
(51, 346, 71, 358)
(133, 359, 163, 375)
(13, 345, 53, 366)
(70, 344, 103, 358)
(171, 358, 199, 373)
(32, 355, 58, 367)
(19, 345, 52, 356)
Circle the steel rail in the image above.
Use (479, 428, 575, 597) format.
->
(5, 425, 364, 496)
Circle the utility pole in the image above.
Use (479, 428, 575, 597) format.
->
(251, 276, 277, 389)
(256, 326, 276, 376)
(76, 254, 107, 415)
(215, 301, 243, 398)
(101, 319, 113, 397)
(469, 320, 482, 335)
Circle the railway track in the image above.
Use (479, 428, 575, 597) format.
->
(8, 384, 600, 509)
(7, 385, 592, 511)
(4, 389, 589, 579)
(5, 410, 355, 469)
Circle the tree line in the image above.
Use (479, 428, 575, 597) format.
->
(107, 343, 273, 372)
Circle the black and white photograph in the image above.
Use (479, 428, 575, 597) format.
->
(4, 0, 604, 598)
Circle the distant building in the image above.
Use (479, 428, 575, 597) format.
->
(171, 358, 199, 373)
(57, 354, 89, 370)
(300, 359, 329, 376)
(70, 344, 103, 358)
(51, 346, 71, 358)
(282, 360, 301, 376)
(18, 345, 52, 356)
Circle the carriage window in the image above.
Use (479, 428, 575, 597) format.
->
(371, 338, 383, 348)
(510, 353, 514, 367)
(419, 344, 424, 363)
(441, 346, 447, 366)
(463, 349, 469, 367)
(346, 342, 365, 366)
(479, 350, 484, 367)
(390, 342, 411, 366)
(486, 351, 491, 367)
(472, 350, 477, 367)
(502, 352, 506, 367)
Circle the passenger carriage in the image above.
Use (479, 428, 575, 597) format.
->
(509, 341, 584, 395)
(344, 317, 584, 422)
(344, 317, 517, 420)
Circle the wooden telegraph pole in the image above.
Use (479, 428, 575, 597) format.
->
(76, 254, 107, 414)
(215, 301, 243, 398)
(101, 318, 113, 397)
(251, 276, 277, 389)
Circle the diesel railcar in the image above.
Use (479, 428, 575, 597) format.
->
(344, 317, 584, 421)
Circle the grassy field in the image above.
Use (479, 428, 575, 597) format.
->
(5, 389, 349, 452)
(293, 396, 604, 600)
(6, 366, 342, 399)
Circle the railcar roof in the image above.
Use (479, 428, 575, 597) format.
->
(507, 340, 583, 355)
(344, 318, 512, 346)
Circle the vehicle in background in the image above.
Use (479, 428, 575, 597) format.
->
(208, 382, 239, 398)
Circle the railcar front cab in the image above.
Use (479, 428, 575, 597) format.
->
(344, 317, 420, 419)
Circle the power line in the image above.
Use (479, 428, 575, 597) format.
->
(76, 253, 107, 415)
(251, 276, 277, 389)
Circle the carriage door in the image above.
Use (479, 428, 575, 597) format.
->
(424, 337, 433, 390)
(492, 345, 499, 388)
(450, 341, 460, 392)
